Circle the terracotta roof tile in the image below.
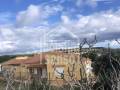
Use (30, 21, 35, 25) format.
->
(24, 54, 46, 64)
(2, 56, 29, 65)
(2, 54, 46, 65)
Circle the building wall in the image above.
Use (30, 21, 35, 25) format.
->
(46, 53, 91, 85)
(2, 65, 29, 80)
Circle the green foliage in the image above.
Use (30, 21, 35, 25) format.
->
(82, 51, 98, 61)
(92, 52, 120, 90)
(82, 49, 120, 90)
(0, 55, 16, 63)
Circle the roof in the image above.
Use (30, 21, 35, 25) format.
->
(2, 51, 91, 66)
(24, 54, 46, 64)
(2, 54, 46, 65)
(2, 56, 30, 65)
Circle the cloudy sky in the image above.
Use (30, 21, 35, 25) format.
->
(0, 0, 120, 55)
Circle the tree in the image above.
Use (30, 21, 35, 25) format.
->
(92, 52, 120, 90)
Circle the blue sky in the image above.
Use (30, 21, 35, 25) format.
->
(0, 0, 120, 55)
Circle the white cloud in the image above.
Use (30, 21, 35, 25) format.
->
(59, 9, 120, 41)
(16, 5, 40, 26)
(61, 15, 70, 24)
(0, 26, 49, 55)
(0, 41, 17, 52)
(75, 0, 98, 8)
(95, 40, 120, 48)
(1, 7, 120, 55)
(16, 4, 63, 26)
(75, 0, 113, 8)
(0, 28, 17, 54)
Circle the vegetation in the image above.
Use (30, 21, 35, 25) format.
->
(0, 55, 16, 63)
(82, 48, 120, 90)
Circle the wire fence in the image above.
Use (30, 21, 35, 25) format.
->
(0, 37, 120, 90)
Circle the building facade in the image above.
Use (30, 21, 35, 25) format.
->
(1, 51, 93, 85)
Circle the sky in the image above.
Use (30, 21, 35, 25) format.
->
(0, 0, 120, 55)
